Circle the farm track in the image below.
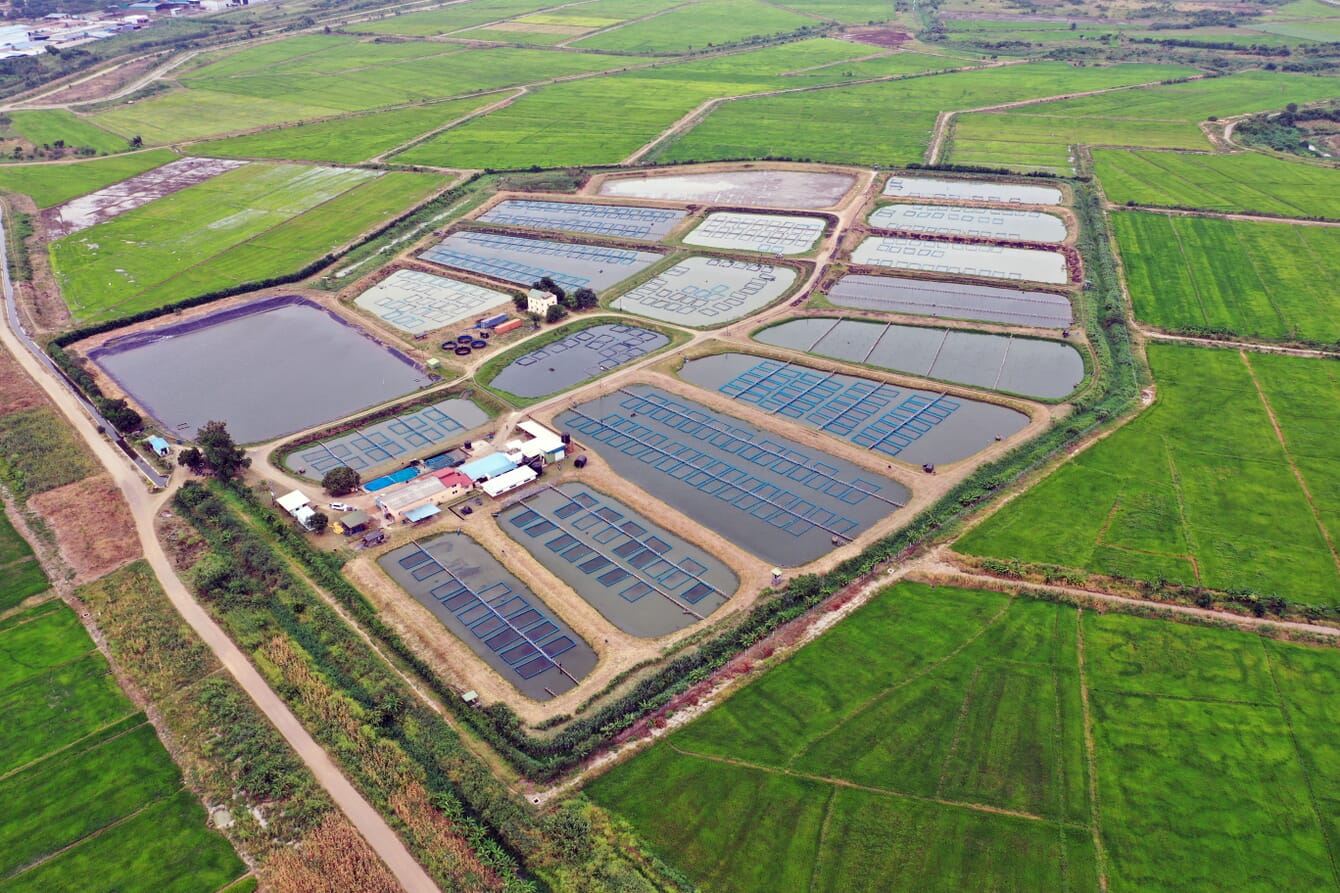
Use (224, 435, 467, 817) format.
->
(1105, 202, 1340, 229)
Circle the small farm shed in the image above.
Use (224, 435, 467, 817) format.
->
(480, 465, 538, 498)
(404, 504, 441, 524)
(146, 435, 171, 458)
(335, 510, 370, 535)
(526, 289, 558, 316)
(276, 489, 310, 518)
(517, 420, 566, 462)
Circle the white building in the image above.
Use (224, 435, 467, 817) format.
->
(526, 289, 558, 316)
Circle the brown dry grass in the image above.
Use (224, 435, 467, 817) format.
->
(261, 813, 401, 893)
(0, 342, 47, 415)
(27, 473, 140, 583)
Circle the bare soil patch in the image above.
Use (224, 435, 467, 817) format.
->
(0, 341, 47, 415)
(839, 26, 913, 48)
(42, 157, 246, 238)
(37, 53, 168, 105)
(27, 473, 140, 583)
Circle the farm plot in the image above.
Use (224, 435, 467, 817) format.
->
(499, 482, 738, 637)
(682, 212, 826, 255)
(680, 353, 1029, 464)
(0, 509, 46, 612)
(92, 296, 434, 444)
(378, 533, 596, 700)
(589, 580, 1340, 893)
(1110, 211, 1340, 343)
(882, 174, 1062, 206)
(421, 230, 662, 292)
(356, 0, 569, 36)
(486, 323, 669, 399)
(556, 385, 909, 566)
(611, 257, 797, 327)
(43, 156, 246, 239)
(477, 200, 686, 240)
(1092, 149, 1340, 219)
(571, 0, 817, 53)
(354, 269, 513, 336)
(958, 345, 1340, 604)
(0, 601, 243, 891)
(0, 150, 177, 209)
(657, 62, 1195, 166)
(868, 203, 1067, 243)
(194, 94, 498, 164)
(826, 273, 1073, 328)
(3, 110, 129, 156)
(852, 236, 1069, 284)
(284, 396, 489, 477)
(598, 168, 857, 210)
(755, 317, 1082, 399)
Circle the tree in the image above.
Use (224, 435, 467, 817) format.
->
(94, 396, 141, 433)
(129, 135, 143, 149)
(572, 287, 598, 310)
(545, 303, 568, 323)
(322, 465, 361, 496)
(178, 447, 205, 473)
(534, 276, 566, 303)
(307, 511, 329, 534)
(196, 420, 250, 480)
(511, 292, 527, 311)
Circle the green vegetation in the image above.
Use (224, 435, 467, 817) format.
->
(0, 508, 45, 611)
(1095, 149, 1340, 218)
(590, 581, 1340, 891)
(658, 62, 1193, 166)
(0, 407, 96, 496)
(51, 164, 439, 321)
(959, 344, 1340, 605)
(1110, 211, 1340, 343)
(0, 149, 177, 208)
(194, 94, 495, 163)
(571, 0, 819, 53)
(4, 110, 130, 156)
(0, 598, 244, 890)
(356, 0, 576, 36)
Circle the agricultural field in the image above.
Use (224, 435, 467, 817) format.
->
(355, 0, 561, 36)
(590, 580, 1340, 891)
(958, 345, 1340, 604)
(2, 110, 130, 156)
(194, 94, 497, 164)
(0, 408, 96, 496)
(657, 61, 1194, 166)
(0, 600, 244, 891)
(570, 0, 818, 53)
(1110, 211, 1340, 342)
(50, 163, 440, 321)
(0, 149, 177, 208)
(0, 509, 45, 612)
(1093, 149, 1340, 218)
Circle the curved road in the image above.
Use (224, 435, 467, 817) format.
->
(0, 219, 439, 892)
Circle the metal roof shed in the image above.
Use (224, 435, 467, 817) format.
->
(276, 490, 310, 515)
(459, 452, 518, 482)
(480, 465, 538, 498)
(404, 504, 441, 523)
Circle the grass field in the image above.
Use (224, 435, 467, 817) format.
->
(0, 599, 244, 890)
(355, 0, 572, 36)
(0, 508, 45, 612)
(0, 149, 177, 209)
(1093, 149, 1340, 218)
(570, 0, 816, 53)
(0, 407, 97, 496)
(656, 61, 1193, 166)
(3, 110, 130, 156)
(958, 345, 1340, 603)
(590, 580, 1340, 891)
(1110, 211, 1340, 342)
(193, 95, 496, 163)
(51, 163, 439, 321)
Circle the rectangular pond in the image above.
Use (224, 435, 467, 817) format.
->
(851, 236, 1068, 285)
(682, 212, 825, 256)
(599, 169, 856, 209)
(611, 256, 797, 327)
(868, 203, 1066, 243)
(421, 230, 662, 293)
(826, 274, 1073, 328)
(681, 353, 1029, 466)
(754, 317, 1083, 399)
(557, 385, 908, 566)
(354, 269, 511, 336)
(379, 533, 596, 701)
(486, 323, 668, 399)
(90, 296, 432, 444)
(499, 483, 737, 638)
(882, 175, 1062, 206)
(284, 396, 490, 476)
(477, 200, 686, 240)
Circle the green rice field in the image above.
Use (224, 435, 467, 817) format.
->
(570, 0, 817, 53)
(3, 110, 130, 156)
(1093, 149, 1340, 218)
(0, 600, 243, 891)
(0, 508, 45, 612)
(50, 163, 439, 321)
(1110, 211, 1340, 342)
(958, 345, 1340, 604)
(0, 150, 177, 209)
(356, 0, 562, 36)
(589, 580, 1340, 891)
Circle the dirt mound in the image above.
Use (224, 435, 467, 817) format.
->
(28, 474, 140, 583)
(840, 26, 912, 48)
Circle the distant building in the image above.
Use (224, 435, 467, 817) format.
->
(146, 436, 171, 458)
(526, 289, 558, 316)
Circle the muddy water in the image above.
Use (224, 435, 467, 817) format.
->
(91, 296, 432, 444)
(680, 353, 1029, 467)
(599, 169, 856, 209)
(488, 323, 669, 399)
(754, 317, 1083, 399)
(827, 274, 1072, 328)
(498, 482, 737, 638)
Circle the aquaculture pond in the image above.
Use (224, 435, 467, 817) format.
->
(851, 236, 1068, 284)
(868, 203, 1066, 243)
(477, 200, 686, 240)
(354, 269, 511, 335)
(882, 175, 1062, 206)
(826, 274, 1073, 328)
(611, 256, 796, 327)
(755, 317, 1084, 399)
(682, 212, 826, 255)
(598, 169, 856, 209)
(487, 324, 669, 399)
(421, 230, 661, 292)
(90, 296, 432, 443)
